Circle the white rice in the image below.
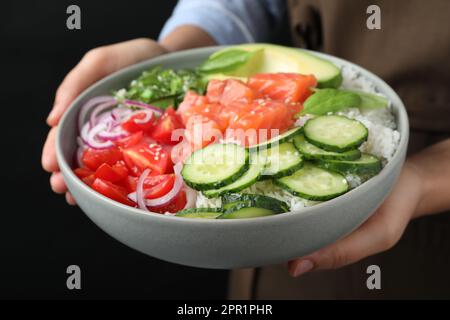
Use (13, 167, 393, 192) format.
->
(195, 64, 401, 211)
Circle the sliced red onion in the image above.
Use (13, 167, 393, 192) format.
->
(183, 186, 197, 210)
(120, 109, 154, 125)
(112, 107, 133, 121)
(75, 137, 86, 167)
(76, 146, 85, 167)
(85, 123, 114, 149)
(128, 192, 138, 202)
(97, 129, 129, 141)
(96, 111, 113, 124)
(80, 122, 91, 144)
(105, 119, 115, 132)
(80, 108, 129, 147)
(128, 163, 184, 209)
(97, 114, 117, 133)
(89, 100, 118, 129)
(132, 110, 153, 124)
(78, 96, 115, 132)
(136, 169, 150, 211)
(124, 99, 163, 116)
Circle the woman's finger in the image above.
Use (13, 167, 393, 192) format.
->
(65, 192, 77, 206)
(50, 172, 68, 194)
(42, 127, 59, 172)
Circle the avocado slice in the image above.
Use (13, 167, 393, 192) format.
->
(205, 43, 342, 88)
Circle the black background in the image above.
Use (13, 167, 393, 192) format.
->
(0, 0, 233, 299)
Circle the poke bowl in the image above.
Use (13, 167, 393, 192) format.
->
(56, 44, 408, 269)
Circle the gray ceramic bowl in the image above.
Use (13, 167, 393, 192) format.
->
(56, 46, 409, 269)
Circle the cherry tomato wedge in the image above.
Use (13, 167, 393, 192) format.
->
(114, 131, 144, 149)
(121, 176, 138, 193)
(121, 111, 155, 133)
(149, 190, 187, 213)
(74, 167, 94, 179)
(119, 173, 175, 196)
(151, 107, 184, 145)
(142, 174, 175, 199)
(122, 141, 170, 176)
(92, 178, 135, 206)
(82, 174, 96, 187)
(82, 147, 123, 171)
(94, 161, 128, 183)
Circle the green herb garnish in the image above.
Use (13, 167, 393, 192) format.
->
(198, 49, 255, 74)
(345, 89, 388, 110)
(118, 66, 206, 108)
(298, 88, 388, 117)
(300, 88, 361, 116)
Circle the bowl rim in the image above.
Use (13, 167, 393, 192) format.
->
(56, 45, 409, 226)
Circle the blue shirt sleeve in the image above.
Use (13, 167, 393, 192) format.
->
(159, 0, 286, 45)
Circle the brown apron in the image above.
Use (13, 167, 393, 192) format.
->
(230, 0, 450, 299)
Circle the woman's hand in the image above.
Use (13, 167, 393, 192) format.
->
(41, 38, 169, 204)
(288, 161, 424, 277)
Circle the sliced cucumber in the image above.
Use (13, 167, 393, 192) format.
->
(248, 127, 302, 151)
(202, 153, 267, 198)
(293, 134, 361, 161)
(260, 142, 303, 179)
(182, 143, 249, 191)
(317, 153, 382, 176)
(218, 202, 276, 219)
(304, 115, 368, 152)
(221, 193, 289, 213)
(222, 200, 247, 211)
(275, 163, 349, 201)
(175, 208, 223, 219)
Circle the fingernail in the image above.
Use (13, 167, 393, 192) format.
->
(293, 259, 314, 277)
